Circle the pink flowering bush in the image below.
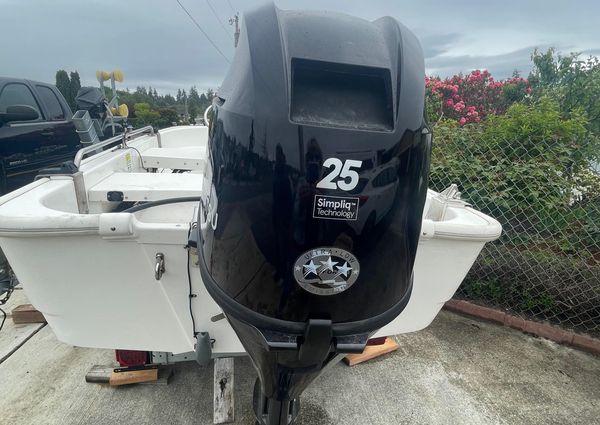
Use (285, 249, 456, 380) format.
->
(426, 70, 531, 125)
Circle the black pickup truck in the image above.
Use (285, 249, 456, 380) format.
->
(0, 77, 82, 195)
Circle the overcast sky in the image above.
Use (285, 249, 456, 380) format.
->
(1, 0, 599, 94)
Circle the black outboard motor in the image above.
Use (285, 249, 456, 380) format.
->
(75, 87, 106, 120)
(197, 4, 431, 424)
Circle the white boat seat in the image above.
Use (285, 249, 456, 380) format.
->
(141, 147, 207, 171)
(88, 172, 203, 202)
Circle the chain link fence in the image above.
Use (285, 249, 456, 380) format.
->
(430, 127, 600, 337)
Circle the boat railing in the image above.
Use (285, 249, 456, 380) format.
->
(73, 125, 155, 168)
(203, 105, 212, 127)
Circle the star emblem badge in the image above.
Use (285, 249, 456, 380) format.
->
(336, 262, 352, 278)
(303, 260, 319, 277)
(320, 256, 338, 272)
(293, 248, 360, 295)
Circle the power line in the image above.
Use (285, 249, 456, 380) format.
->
(206, 0, 234, 42)
(175, 0, 231, 64)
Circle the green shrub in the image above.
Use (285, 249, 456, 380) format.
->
(430, 97, 600, 256)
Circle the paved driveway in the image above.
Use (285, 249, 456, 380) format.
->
(0, 293, 598, 424)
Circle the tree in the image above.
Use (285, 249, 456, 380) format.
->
(188, 103, 199, 123)
(529, 48, 600, 135)
(133, 103, 160, 127)
(84, 83, 216, 125)
(189, 86, 201, 105)
(135, 86, 148, 97)
(529, 48, 560, 88)
(164, 94, 176, 105)
(197, 89, 214, 116)
(69, 71, 81, 110)
(55, 70, 71, 107)
(156, 107, 179, 128)
(188, 86, 202, 121)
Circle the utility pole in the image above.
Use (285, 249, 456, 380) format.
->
(229, 13, 240, 48)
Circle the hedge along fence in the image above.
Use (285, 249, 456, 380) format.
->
(430, 98, 600, 336)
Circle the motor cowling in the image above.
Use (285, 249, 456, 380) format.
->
(197, 3, 430, 424)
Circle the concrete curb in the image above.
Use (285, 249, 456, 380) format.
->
(444, 299, 600, 355)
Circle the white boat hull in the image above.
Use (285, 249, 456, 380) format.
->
(0, 126, 501, 355)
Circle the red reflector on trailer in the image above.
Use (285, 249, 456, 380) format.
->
(115, 349, 149, 367)
(367, 337, 387, 346)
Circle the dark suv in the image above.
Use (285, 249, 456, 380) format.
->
(0, 77, 81, 195)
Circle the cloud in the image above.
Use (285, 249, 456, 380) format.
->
(419, 33, 464, 59)
(583, 48, 600, 56)
(0, 0, 235, 93)
(0, 0, 598, 93)
(426, 45, 549, 78)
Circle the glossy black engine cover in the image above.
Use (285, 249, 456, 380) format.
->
(199, 3, 430, 334)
